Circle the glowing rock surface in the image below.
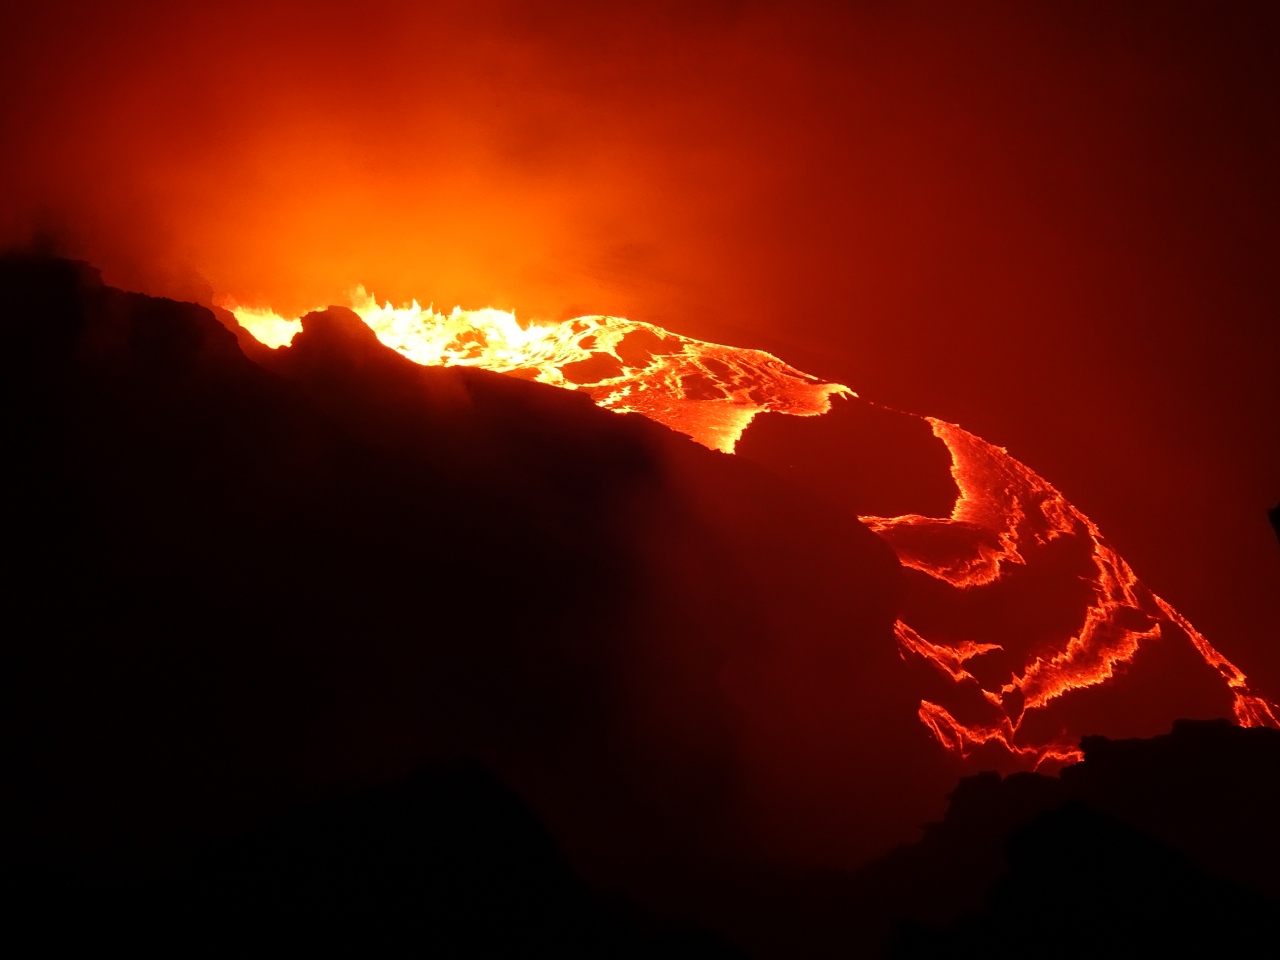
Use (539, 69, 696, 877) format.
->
(229, 294, 1279, 767)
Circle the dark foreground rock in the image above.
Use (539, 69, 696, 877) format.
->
(0, 256, 1275, 955)
(3, 761, 743, 956)
(0, 254, 926, 954)
(876, 719, 1280, 956)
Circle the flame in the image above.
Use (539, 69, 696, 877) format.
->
(227, 290, 1279, 765)
(221, 303, 302, 349)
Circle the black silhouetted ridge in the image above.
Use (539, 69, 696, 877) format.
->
(4, 760, 744, 955)
(3, 256, 1277, 957)
(878, 719, 1280, 955)
(0, 254, 911, 955)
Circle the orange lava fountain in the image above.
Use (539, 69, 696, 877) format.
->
(227, 293, 1279, 768)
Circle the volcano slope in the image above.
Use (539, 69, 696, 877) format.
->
(1, 255, 949, 951)
(2, 256, 1276, 955)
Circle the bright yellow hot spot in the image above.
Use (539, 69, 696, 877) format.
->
(229, 288, 851, 453)
(224, 304, 302, 349)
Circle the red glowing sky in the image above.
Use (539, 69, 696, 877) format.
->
(3, 1, 1278, 693)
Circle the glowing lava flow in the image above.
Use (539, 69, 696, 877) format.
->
(228, 292, 1279, 768)
(228, 290, 848, 453)
(867, 421, 1278, 766)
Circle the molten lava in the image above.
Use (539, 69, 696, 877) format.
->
(228, 291, 848, 454)
(228, 292, 1279, 768)
(866, 420, 1277, 766)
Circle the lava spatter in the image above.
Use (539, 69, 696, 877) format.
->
(228, 291, 1279, 768)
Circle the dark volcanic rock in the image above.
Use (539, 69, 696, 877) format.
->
(3, 257, 1275, 956)
(5, 760, 745, 956)
(872, 719, 1280, 956)
(0, 256, 931, 955)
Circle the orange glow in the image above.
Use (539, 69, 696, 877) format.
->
(869, 420, 1279, 768)
(229, 291, 850, 453)
(229, 293, 1278, 765)
(893, 621, 1003, 685)
(220, 302, 303, 349)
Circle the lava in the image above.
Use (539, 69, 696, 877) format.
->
(868, 420, 1277, 766)
(228, 291, 848, 454)
(228, 292, 1279, 767)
